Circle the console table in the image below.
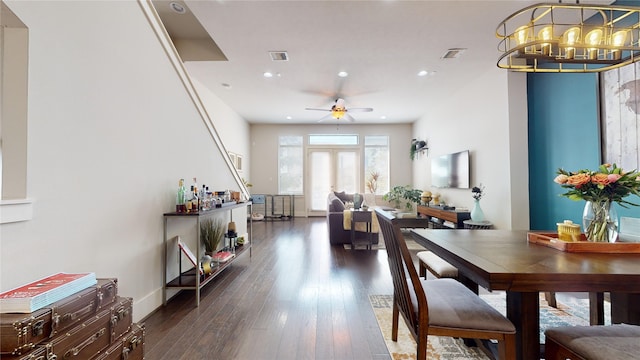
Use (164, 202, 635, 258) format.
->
(416, 205, 470, 229)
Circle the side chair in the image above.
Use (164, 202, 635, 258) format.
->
(375, 209, 516, 360)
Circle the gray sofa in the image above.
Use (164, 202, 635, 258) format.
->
(327, 191, 380, 245)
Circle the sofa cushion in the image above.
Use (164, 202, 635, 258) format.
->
(331, 198, 345, 212)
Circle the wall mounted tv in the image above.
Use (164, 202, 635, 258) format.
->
(431, 150, 470, 189)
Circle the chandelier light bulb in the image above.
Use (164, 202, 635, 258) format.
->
(538, 26, 553, 55)
(612, 30, 627, 46)
(515, 26, 530, 45)
(611, 30, 628, 60)
(585, 28, 603, 60)
(562, 27, 581, 59)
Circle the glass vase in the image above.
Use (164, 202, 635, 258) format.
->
(353, 193, 363, 210)
(582, 200, 619, 242)
(470, 199, 485, 222)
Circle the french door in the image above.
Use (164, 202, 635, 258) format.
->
(307, 148, 359, 216)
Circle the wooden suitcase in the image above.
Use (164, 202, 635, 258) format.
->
(91, 323, 145, 360)
(1, 278, 118, 355)
(33, 296, 133, 360)
(9, 346, 46, 360)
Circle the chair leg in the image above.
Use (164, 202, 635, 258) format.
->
(589, 292, 605, 325)
(419, 260, 427, 278)
(416, 334, 427, 360)
(545, 291, 558, 308)
(500, 333, 516, 360)
(544, 336, 561, 360)
(392, 301, 399, 342)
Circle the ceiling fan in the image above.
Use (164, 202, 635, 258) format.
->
(305, 98, 373, 122)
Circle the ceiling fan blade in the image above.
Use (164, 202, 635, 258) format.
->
(305, 107, 331, 112)
(317, 114, 333, 122)
(347, 107, 374, 112)
(344, 113, 356, 122)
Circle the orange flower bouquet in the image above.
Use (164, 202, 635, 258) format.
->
(554, 164, 640, 242)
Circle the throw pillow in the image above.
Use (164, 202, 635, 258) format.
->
(334, 191, 348, 202)
(331, 198, 345, 212)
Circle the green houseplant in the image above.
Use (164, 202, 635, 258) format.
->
(200, 218, 225, 255)
(383, 185, 422, 210)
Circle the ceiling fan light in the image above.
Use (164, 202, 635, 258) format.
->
(331, 110, 346, 119)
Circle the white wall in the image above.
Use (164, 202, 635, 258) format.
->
(188, 74, 250, 183)
(412, 67, 529, 230)
(1, 1, 249, 321)
(250, 123, 413, 215)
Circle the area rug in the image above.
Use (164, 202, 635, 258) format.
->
(370, 292, 611, 360)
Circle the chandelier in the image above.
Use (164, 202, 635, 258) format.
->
(496, 3, 640, 72)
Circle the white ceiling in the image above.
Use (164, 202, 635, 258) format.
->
(154, 0, 609, 125)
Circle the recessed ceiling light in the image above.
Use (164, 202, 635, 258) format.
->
(221, 83, 231, 89)
(417, 70, 429, 76)
(169, 2, 186, 14)
(263, 72, 273, 78)
(380, 116, 387, 120)
(338, 71, 349, 78)
(286, 116, 292, 120)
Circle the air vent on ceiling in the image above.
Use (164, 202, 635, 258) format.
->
(269, 51, 289, 61)
(441, 48, 467, 59)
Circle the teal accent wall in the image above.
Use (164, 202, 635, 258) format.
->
(528, 73, 640, 230)
(528, 73, 600, 230)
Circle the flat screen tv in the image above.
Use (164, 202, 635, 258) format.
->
(431, 150, 470, 189)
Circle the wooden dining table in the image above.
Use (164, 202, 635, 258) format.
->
(409, 229, 640, 360)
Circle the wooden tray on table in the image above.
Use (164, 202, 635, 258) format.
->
(527, 232, 640, 253)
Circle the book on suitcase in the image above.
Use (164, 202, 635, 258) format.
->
(0, 272, 97, 313)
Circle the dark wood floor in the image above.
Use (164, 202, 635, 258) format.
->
(143, 217, 395, 360)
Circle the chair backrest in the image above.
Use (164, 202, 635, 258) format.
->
(375, 209, 429, 339)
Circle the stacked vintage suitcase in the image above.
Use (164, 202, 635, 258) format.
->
(1, 278, 145, 359)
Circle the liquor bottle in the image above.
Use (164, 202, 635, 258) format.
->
(191, 178, 199, 211)
(191, 186, 199, 212)
(186, 185, 195, 212)
(176, 179, 186, 213)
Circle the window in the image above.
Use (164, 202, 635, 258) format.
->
(309, 134, 358, 146)
(364, 135, 389, 195)
(278, 136, 303, 195)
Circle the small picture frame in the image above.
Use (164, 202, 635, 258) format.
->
(229, 152, 236, 167)
(236, 155, 243, 171)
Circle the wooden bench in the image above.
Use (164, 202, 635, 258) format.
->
(417, 250, 458, 279)
(545, 324, 640, 359)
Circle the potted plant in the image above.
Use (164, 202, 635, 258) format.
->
(410, 139, 428, 160)
(200, 218, 225, 256)
(383, 185, 423, 211)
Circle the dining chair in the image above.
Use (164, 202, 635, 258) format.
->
(376, 210, 516, 360)
(545, 324, 640, 360)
